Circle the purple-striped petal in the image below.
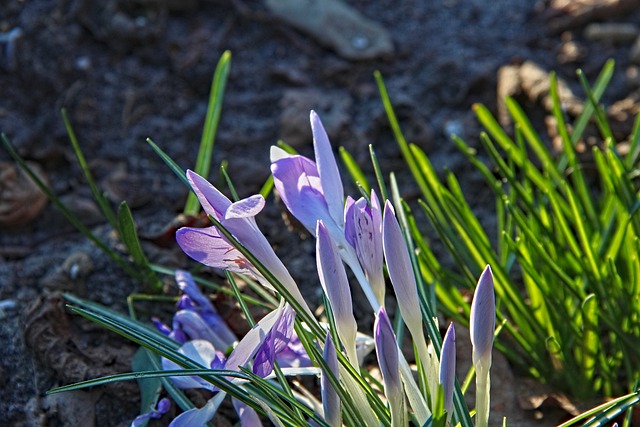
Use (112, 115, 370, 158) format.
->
(176, 226, 258, 277)
(345, 191, 384, 304)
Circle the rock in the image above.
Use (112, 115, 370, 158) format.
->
(584, 23, 638, 43)
(0, 161, 48, 227)
(265, 0, 394, 60)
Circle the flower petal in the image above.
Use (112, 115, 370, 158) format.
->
(225, 194, 265, 220)
(169, 394, 225, 427)
(311, 110, 344, 229)
(176, 226, 257, 277)
(374, 307, 405, 427)
(161, 340, 217, 390)
(186, 170, 231, 220)
(253, 304, 296, 377)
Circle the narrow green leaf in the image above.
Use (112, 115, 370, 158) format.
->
(339, 146, 370, 193)
(580, 294, 599, 381)
(146, 138, 190, 188)
(61, 109, 118, 229)
(184, 50, 232, 215)
(117, 201, 161, 291)
(571, 59, 614, 144)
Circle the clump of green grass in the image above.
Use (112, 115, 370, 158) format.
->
(374, 60, 640, 399)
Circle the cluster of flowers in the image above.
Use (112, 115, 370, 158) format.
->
(134, 111, 496, 426)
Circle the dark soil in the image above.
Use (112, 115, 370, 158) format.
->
(2, 0, 640, 425)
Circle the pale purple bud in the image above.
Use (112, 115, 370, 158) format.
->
(172, 310, 230, 350)
(321, 334, 341, 427)
(382, 202, 425, 347)
(316, 220, 358, 366)
(374, 308, 404, 426)
(439, 323, 456, 416)
(470, 265, 496, 365)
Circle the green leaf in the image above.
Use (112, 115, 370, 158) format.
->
(132, 348, 163, 427)
(339, 146, 370, 193)
(61, 109, 118, 229)
(184, 50, 232, 215)
(117, 201, 161, 291)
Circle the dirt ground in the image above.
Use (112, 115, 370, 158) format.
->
(2, 0, 640, 425)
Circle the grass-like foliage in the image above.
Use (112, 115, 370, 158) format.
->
(374, 60, 640, 399)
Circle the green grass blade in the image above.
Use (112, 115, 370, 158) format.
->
(339, 146, 370, 193)
(146, 138, 190, 188)
(184, 50, 232, 215)
(571, 59, 614, 144)
(117, 201, 161, 291)
(369, 145, 389, 201)
(61, 109, 118, 229)
(580, 294, 599, 382)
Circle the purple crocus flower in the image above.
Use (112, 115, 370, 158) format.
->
(321, 334, 341, 427)
(439, 323, 456, 418)
(176, 170, 312, 317)
(470, 265, 496, 427)
(316, 220, 359, 367)
(344, 190, 384, 305)
(270, 111, 345, 241)
(374, 307, 405, 427)
(270, 112, 380, 311)
(153, 271, 237, 350)
(164, 303, 310, 426)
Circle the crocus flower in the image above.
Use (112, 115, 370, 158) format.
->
(374, 307, 405, 427)
(316, 220, 359, 367)
(153, 270, 237, 350)
(270, 111, 345, 241)
(164, 302, 313, 426)
(176, 170, 312, 317)
(131, 398, 170, 427)
(321, 334, 341, 427)
(344, 190, 385, 305)
(470, 265, 496, 427)
(271, 112, 380, 311)
(439, 323, 456, 418)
